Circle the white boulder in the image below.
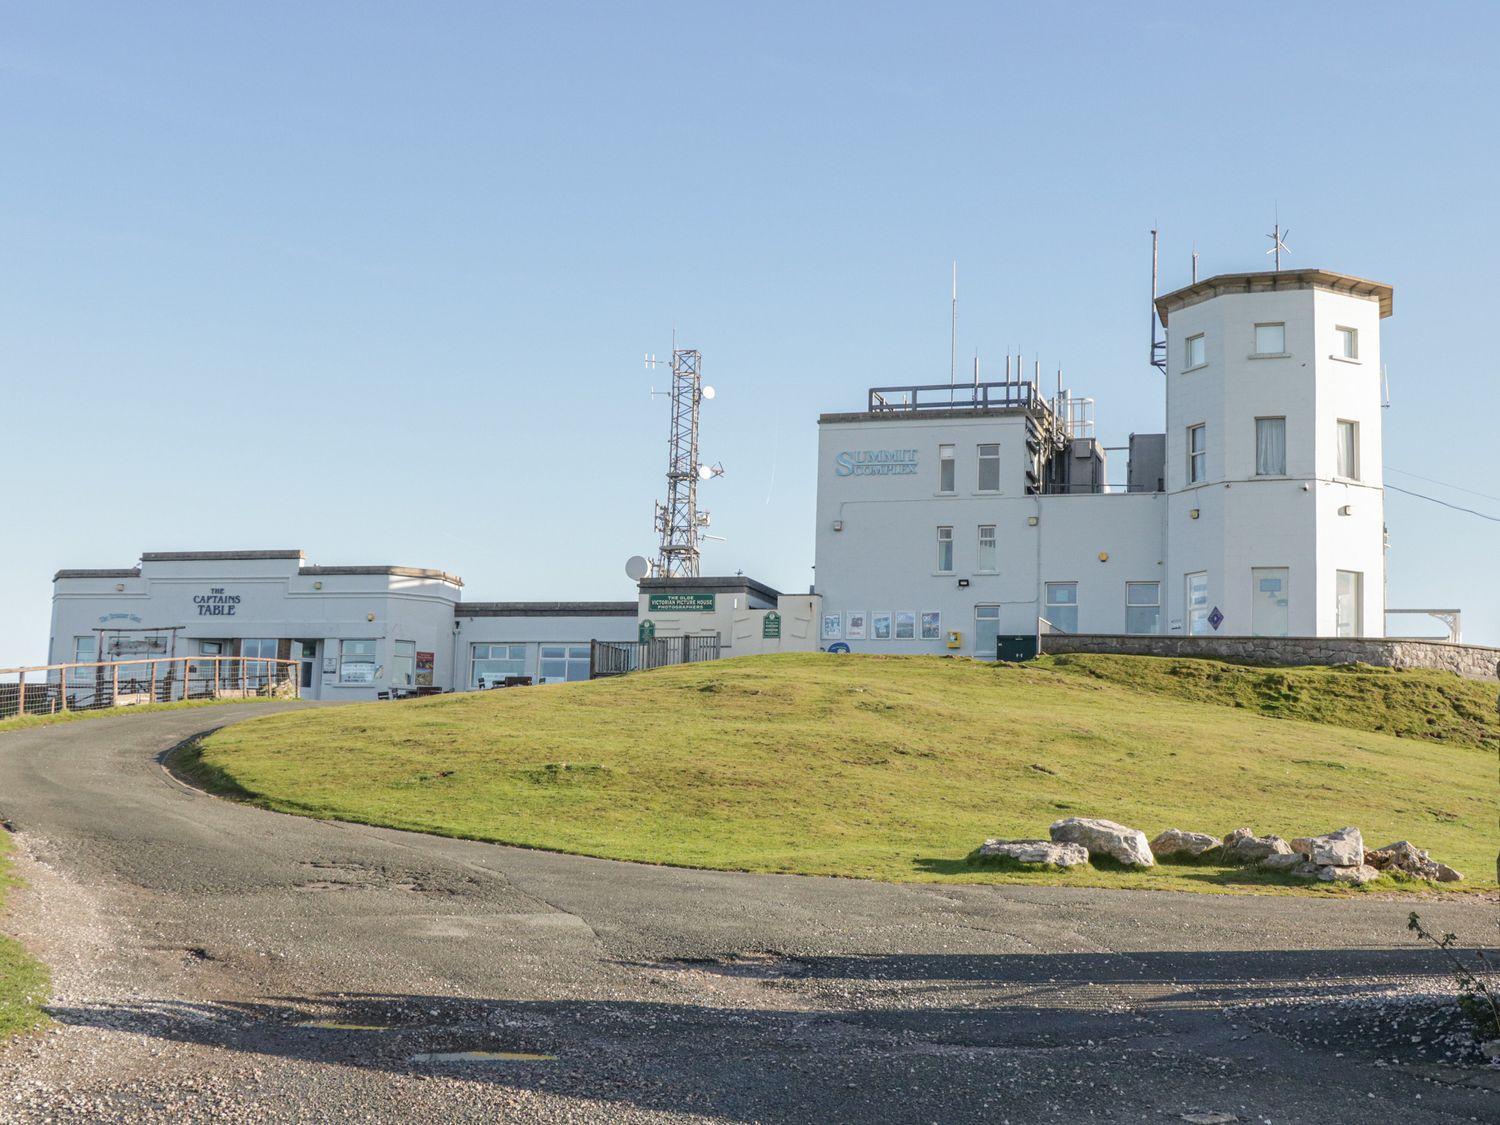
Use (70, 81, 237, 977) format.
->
(1304, 826, 1364, 867)
(1222, 827, 1293, 862)
(1049, 817, 1155, 867)
(1150, 829, 1220, 859)
(977, 839, 1090, 867)
(1318, 863, 1381, 885)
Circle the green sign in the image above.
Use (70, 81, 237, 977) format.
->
(647, 592, 716, 613)
(762, 612, 781, 639)
(638, 619, 656, 642)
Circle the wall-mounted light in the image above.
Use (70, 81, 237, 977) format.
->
(1338, 504, 1353, 516)
(1189, 508, 1200, 520)
(366, 612, 376, 622)
(832, 519, 844, 532)
(114, 583, 125, 592)
(957, 578, 970, 588)
(312, 580, 323, 590)
(1097, 551, 1109, 562)
(1027, 516, 1039, 527)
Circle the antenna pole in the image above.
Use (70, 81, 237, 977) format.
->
(950, 260, 957, 398)
(1191, 242, 1199, 284)
(1149, 229, 1167, 376)
(655, 347, 706, 579)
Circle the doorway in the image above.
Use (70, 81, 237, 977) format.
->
(1251, 568, 1290, 637)
(296, 640, 320, 699)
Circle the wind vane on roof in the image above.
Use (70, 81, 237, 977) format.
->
(1266, 214, 1291, 271)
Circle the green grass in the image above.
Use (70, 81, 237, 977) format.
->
(0, 695, 290, 735)
(186, 653, 1498, 895)
(0, 831, 49, 1038)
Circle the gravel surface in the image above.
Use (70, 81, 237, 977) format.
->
(1, 704, 1496, 1122)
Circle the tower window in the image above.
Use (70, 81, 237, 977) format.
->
(1336, 326, 1358, 359)
(936, 526, 954, 573)
(937, 444, 955, 493)
(977, 524, 997, 572)
(1254, 322, 1286, 356)
(1255, 417, 1286, 476)
(1337, 420, 1360, 480)
(1187, 423, 1206, 483)
(977, 444, 1000, 491)
(1185, 333, 1206, 370)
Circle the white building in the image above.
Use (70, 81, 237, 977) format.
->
(812, 268, 1391, 655)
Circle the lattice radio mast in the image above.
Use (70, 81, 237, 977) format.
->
(646, 346, 722, 578)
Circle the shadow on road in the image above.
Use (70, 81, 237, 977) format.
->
(38, 948, 1493, 1122)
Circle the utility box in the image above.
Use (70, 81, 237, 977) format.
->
(945, 630, 962, 650)
(995, 635, 1039, 662)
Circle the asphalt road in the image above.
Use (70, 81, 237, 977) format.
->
(1, 704, 1496, 1123)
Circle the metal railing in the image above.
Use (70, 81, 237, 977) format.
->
(589, 635, 722, 678)
(0, 655, 300, 720)
(866, 380, 1048, 415)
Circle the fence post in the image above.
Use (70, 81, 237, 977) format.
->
(111, 662, 118, 707)
(59, 667, 67, 712)
(240, 656, 247, 698)
(183, 658, 191, 702)
(150, 661, 158, 703)
(15, 671, 23, 717)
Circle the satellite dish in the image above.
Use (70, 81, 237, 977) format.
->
(701, 385, 716, 400)
(697, 464, 712, 481)
(624, 555, 650, 581)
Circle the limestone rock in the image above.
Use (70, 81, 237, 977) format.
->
(1289, 860, 1323, 879)
(1317, 863, 1381, 885)
(1049, 817, 1155, 867)
(977, 839, 1090, 867)
(1364, 840, 1464, 882)
(1222, 827, 1293, 863)
(1305, 826, 1364, 866)
(1433, 862, 1464, 882)
(1260, 853, 1304, 872)
(1150, 828, 1220, 859)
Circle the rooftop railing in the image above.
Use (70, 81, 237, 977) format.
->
(866, 380, 1048, 415)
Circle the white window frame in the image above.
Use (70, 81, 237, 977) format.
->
(539, 644, 591, 683)
(1185, 333, 1206, 371)
(977, 443, 1001, 492)
(937, 444, 956, 493)
(974, 604, 1000, 657)
(977, 524, 997, 572)
(1044, 581, 1078, 634)
(1125, 581, 1161, 635)
(392, 639, 416, 686)
(1187, 423, 1206, 483)
(339, 639, 377, 684)
(1254, 416, 1286, 476)
(1186, 572, 1209, 635)
(471, 642, 526, 687)
(1253, 322, 1287, 357)
(936, 525, 954, 573)
(1335, 325, 1359, 360)
(1336, 419, 1360, 480)
(1336, 570, 1363, 638)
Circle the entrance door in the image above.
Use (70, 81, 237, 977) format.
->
(1251, 568, 1289, 637)
(297, 640, 320, 699)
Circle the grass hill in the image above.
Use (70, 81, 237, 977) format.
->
(185, 653, 1498, 894)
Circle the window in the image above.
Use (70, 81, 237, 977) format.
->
(1125, 582, 1161, 635)
(199, 640, 223, 656)
(1186, 572, 1209, 635)
(1337, 420, 1359, 479)
(339, 639, 377, 684)
(977, 443, 1000, 491)
(539, 645, 591, 682)
(1185, 333, 1206, 369)
(1255, 416, 1286, 476)
(938, 444, 955, 493)
(1254, 322, 1286, 355)
(894, 611, 916, 639)
(974, 605, 1000, 657)
(1336, 570, 1363, 637)
(977, 524, 997, 572)
(1336, 325, 1358, 359)
(936, 526, 954, 572)
(1045, 582, 1078, 633)
(73, 635, 97, 663)
(1187, 423, 1206, 483)
(241, 638, 279, 688)
(392, 640, 416, 686)
(471, 642, 525, 687)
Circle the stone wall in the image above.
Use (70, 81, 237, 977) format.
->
(1037, 632, 1500, 682)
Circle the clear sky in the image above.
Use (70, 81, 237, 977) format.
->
(3, 1, 1497, 664)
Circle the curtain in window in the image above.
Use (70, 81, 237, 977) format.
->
(1255, 418, 1285, 475)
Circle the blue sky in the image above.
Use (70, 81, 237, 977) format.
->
(3, 1, 1497, 663)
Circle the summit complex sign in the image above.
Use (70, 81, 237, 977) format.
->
(834, 449, 919, 477)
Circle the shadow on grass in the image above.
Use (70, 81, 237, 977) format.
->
(164, 731, 259, 802)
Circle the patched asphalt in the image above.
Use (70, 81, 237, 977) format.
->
(1, 704, 1496, 1122)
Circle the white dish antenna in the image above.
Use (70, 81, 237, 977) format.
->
(624, 555, 650, 581)
(701, 384, 716, 400)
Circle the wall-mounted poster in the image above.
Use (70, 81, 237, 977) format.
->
(821, 613, 842, 641)
(920, 611, 941, 640)
(871, 612, 892, 640)
(415, 650, 435, 687)
(845, 611, 867, 640)
(894, 610, 916, 639)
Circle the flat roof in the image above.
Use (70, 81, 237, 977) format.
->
(638, 575, 782, 600)
(1154, 268, 1393, 325)
(140, 550, 305, 562)
(819, 406, 1034, 425)
(53, 568, 142, 581)
(301, 565, 463, 587)
(457, 601, 637, 617)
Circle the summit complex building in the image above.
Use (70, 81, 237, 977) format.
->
(45, 267, 1414, 695)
